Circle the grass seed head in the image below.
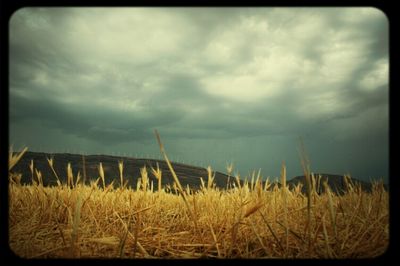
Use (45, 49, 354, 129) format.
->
(67, 163, 74, 188)
(9, 147, 28, 171)
(118, 160, 124, 188)
(98, 162, 105, 190)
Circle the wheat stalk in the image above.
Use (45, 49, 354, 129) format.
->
(118, 160, 124, 189)
(67, 163, 74, 189)
(298, 137, 312, 255)
(281, 161, 289, 255)
(154, 129, 198, 231)
(47, 157, 61, 186)
(70, 193, 82, 257)
(9, 147, 28, 171)
(207, 166, 215, 190)
(35, 168, 43, 186)
(98, 162, 105, 190)
(150, 162, 162, 193)
(140, 166, 149, 192)
(29, 159, 34, 185)
(323, 180, 337, 238)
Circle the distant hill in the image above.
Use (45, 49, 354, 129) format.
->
(10, 151, 235, 190)
(287, 174, 388, 195)
(10, 151, 387, 194)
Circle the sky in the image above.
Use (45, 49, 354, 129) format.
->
(9, 7, 389, 182)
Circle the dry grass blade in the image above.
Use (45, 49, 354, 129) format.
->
(82, 154, 87, 186)
(150, 162, 162, 192)
(118, 160, 124, 189)
(322, 213, 333, 258)
(249, 219, 268, 255)
(140, 166, 149, 191)
(47, 157, 62, 186)
(208, 223, 221, 257)
(9, 173, 22, 185)
(154, 129, 197, 230)
(136, 178, 141, 191)
(258, 210, 284, 253)
(207, 166, 215, 190)
(229, 212, 242, 257)
(281, 161, 289, 255)
(235, 174, 242, 189)
(75, 171, 81, 187)
(132, 213, 141, 258)
(67, 163, 74, 189)
(98, 162, 105, 190)
(244, 202, 264, 218)
(264, 178, 271, 191)
(30, 159, 34, 184)
(226, 162, 234, 190)
(226, 162, 234, 176)
(88, 236, 119, 246)
(323, 180, 337, 238)
(276, 220, 306, 244)
(118, 213, 131, 258)
(200, 177, 206, 191)
(35, 169, 43, 186)
(311, 173, 316, 195)
(298, 137, 312, 254)
(91, 177, 101, 189)
(343, 174, 354, 193)
(114, 212, 150, 257)
(9, 147, 28, 171)
(255, 169, 262, 198)
(103, 180, 115, 195)
(70, 193, 82, 257)
(316, 174, 322, 194)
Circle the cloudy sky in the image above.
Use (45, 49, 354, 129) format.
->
(9, 7, 389, 182)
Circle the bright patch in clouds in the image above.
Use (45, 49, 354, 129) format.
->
(202, 74, 281, 102)
(359, 59, 389, 92)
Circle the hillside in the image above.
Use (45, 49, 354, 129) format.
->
(10, 151, 387, 193)
(288, 174, 388, 195)
(11, 151, 235, 190)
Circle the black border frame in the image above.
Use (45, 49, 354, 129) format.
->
(1, 1, 397, 265)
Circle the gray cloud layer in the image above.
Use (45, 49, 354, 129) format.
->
(9, 7, 389, 181)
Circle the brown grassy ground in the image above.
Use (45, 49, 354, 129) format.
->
(8, 174, 388, 258)
(8, 140, 389, 259)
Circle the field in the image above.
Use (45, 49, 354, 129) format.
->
(8, 135, 389, 259)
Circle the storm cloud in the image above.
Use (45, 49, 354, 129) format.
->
(9, 7, 389, 181)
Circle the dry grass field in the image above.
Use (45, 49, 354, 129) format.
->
(8, 133, 389, 259)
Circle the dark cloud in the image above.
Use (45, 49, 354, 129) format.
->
(10, 93, 186, 144)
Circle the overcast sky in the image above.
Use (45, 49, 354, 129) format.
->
(9, 7, 389, 182)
